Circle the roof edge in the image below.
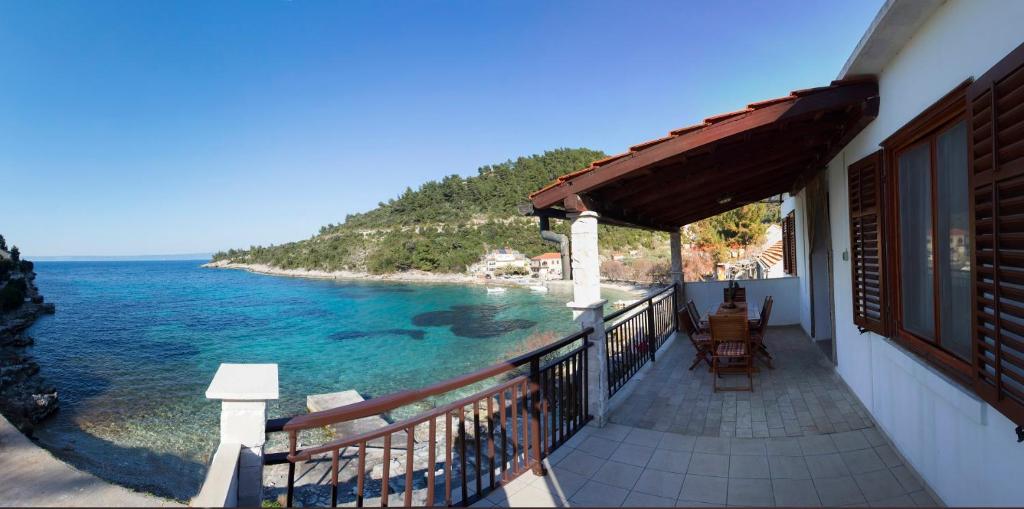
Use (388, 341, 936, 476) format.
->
(838, 0, 946, 79)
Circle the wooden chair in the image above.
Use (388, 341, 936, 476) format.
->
(748, 295, 770, 329)
(723, 286, 747, 303)
(679, 309, 712, 370)
(709, 314, 753, 392)
(749, 296, 774, 369)
(686, 299, 708, 333)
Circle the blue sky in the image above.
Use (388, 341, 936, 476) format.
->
(0, 0, 883, 257)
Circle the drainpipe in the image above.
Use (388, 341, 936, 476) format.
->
(539, 216, 571, 280)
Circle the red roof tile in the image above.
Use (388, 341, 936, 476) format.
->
(532, 253, 562, 260)
(703, 108, 754, 124)
(746, 96, 792, 109)
(758, 240, 785, 267)
(629, 135, 675, 152)
(668, 123, 707, 136)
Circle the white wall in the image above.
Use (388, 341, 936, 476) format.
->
(824, 1, 1024, 505)
(684, 277, 801, 326)
(782, 195, 812, 335)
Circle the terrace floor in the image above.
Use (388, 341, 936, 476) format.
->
(473, 327, 945, 507)
(609, 326, 873, 438)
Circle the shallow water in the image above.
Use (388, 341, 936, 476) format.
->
(25, 261, 631, 500)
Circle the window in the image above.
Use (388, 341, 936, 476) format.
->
(782, 211, 797, 276)
(895, 121, 972, 361)
(850, 42, 1024, 428)
(882, 81, 971, 374)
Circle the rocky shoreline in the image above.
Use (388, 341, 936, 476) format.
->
(202, 260, 653, 296)
(203, 260, 496, 285)
(0, 264, 58, 434)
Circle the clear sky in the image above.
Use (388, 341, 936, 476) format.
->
(0, 0, 883, 257)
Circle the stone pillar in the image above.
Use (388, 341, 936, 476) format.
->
(570, 300, 609, 426)
(670, 230, 683, 286)
(205, 363, 279, 507)
(569, 211, 602, 311)
(670, 229, 686, 322)
(567, 211, 610, 426)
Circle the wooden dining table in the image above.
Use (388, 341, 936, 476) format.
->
(704, 301, 760, 323)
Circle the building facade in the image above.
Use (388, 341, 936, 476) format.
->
(785, 1, 1024, 504)
(469, 248, 531, 277)
(530, 253, 563, 280)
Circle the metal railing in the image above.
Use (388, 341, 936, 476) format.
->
(265, 328, 593, 507)
(604, 284, 678, 397)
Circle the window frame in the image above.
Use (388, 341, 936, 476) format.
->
(881, 80, 973, 378)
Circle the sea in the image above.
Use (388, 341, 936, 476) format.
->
(24, 260, 632, 500)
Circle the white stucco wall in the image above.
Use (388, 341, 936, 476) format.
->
(782, 195, 812, 336)
(823, 1, 1024, 505)
(683, 277, 800, 326)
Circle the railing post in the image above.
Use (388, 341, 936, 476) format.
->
(647, 296, 657, 363)
(529, 357, 546, 476)
(201, 363, 279, 508)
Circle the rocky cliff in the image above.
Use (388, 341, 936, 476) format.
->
(0, 240, 58, 433)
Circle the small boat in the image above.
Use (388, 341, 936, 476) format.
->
(613, 299, 639, 309)
(529, 285, 549, 293)
(486, 287, 507, 294)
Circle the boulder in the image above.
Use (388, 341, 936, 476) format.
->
(307, 390, 412, 449)
(30, 390, 58, 421)
(2, 334, 34, 347)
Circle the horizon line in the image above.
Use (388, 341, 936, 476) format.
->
(29, 253, 214, 262)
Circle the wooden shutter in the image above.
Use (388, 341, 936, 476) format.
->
(848, 150, 887, 335)
(783, 212, 797, 275)
(969, 42, 1024, 426)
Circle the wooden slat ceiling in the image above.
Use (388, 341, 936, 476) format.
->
(529, 78, 880, 231)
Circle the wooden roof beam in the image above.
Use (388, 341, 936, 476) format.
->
(564, 194, 676, 232)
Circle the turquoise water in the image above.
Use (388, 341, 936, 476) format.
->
(25, 261, 629, 500)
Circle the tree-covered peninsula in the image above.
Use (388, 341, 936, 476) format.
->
(212, 148, 667, 275)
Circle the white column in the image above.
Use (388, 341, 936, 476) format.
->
(569, 211, 602, 309)
(204, 363, 279, 507)
(670, 230, 683, 286)
(566, 211, 610, 426)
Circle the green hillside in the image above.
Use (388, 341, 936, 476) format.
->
(213, 148, 666, 274)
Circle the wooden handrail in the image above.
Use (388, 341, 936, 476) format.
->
(293, 374, 530, 461)
(281, 327, 594, 432)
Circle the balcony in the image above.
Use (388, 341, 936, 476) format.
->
(193, 287, 944, 507)
(471, 326, 942, 507)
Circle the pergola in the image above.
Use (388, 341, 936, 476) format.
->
(529, 77, 879, 232)
(527, 78, 879, 422)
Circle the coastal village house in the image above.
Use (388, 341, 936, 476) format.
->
(530, 253, 563, 280)
(469, 248, 531, 278)
(194, 1, 1024, 507)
